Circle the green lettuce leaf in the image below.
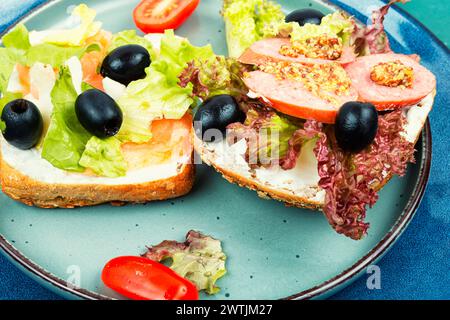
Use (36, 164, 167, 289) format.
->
(223, 0, 289, 58)
(42, 68, 91, 172)
(109, 30, 155, 57)
(0, 92, 22, 114)
(227, 106, 300, 165)
(144, 231, 227, 295)
(2, 24, 31, 50)
(290, 11, 354, 46)
(26, 44, 85, 67)
(0, 92, 22, 132)
(118, 30, 216, 131)
(0, 48, 25, 94)
(37, 4, 102, 47)
(79, 136, 127, 178)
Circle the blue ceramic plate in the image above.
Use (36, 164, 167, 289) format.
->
(0, 0, 443, 300)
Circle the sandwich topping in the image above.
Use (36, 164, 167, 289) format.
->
(259, 61, 352, 104)
(370, 60, 414, 88)
(280, 34, 343, 60)
(220, 0, 434, 240)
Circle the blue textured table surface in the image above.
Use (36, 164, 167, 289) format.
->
(0, 0, 449, 300)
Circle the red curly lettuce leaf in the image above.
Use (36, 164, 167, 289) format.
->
(314, 110, 415, 240)
(280, 120, 324, 170)
(352, 0, 410, 56)
(179, 57, 249, 100)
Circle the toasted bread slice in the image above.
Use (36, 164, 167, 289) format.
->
(195, 93, 434, 210)
(0, 120, 195, 209)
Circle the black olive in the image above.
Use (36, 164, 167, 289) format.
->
(100, 44, 151, 86)
(1, 99, 43, 150)
(194, 95, 245, 142)
(75, 89, 123, 138)
(335, 102, 379, 152)
(285, 9, 325, 26)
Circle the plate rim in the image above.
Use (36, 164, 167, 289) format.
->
(0, 0, 436, 300)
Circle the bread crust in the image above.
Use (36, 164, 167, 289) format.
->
(0, 155, 195, 209)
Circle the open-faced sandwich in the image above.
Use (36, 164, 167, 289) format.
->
(195, 0, 436, 240)
(0, 4, 234, 208)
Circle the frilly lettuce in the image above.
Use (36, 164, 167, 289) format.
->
(227, 105, 300, 166)
(223, 0, 290, 58)
(144, 231, 227, 295)
(290, 11, 355, 46)
(33, 4, 102, 47)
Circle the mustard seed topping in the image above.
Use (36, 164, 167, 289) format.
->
(280, 34, 343, 60)
(260, 61, 352, 105)
(370, 60, 414, 88)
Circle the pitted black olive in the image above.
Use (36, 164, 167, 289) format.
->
(1, 99, 43, 150)
(335, 101, 378, 152)
(194, 95, 245, 142)
(285, 8, 325, 26)
(75, 89, 123, 138)
(101, 44, 151, 86)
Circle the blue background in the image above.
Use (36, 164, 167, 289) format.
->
(0, 0, 448, 300)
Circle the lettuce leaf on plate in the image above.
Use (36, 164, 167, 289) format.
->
(144, 231, 227, 295)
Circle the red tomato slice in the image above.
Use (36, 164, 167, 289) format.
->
(102, 256, 199, 300)
(133, 0, 200, 33)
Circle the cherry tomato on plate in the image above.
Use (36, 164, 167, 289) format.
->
(133, 0, 201, 33)
(102, 256, 199, 300)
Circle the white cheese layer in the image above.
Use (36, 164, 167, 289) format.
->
(1, 136, 182, 185)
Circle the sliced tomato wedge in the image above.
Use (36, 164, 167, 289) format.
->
(102, 256, 199, 300)
(133, 0, 200, 34)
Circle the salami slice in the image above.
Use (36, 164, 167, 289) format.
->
(239, 38, 357, 66)
(243, 71, 359, 123)
(345, 53, 436, 109)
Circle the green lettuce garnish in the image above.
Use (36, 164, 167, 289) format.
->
(42, 68, 129, 177)
(36, 4, 102, 47)
(144, 231, 227, 295)
(223, 0, 290, 58)
(118, 30, 219, 125)
(290, 11, 354, 46)
(42, 68, 91, 172)
(228, 106, 301, 164)
(26, 44, 85, 67)
(0, 92, 22, 132)
(109, 30, 155, 57)
(79, 136, 127, 178)
(2, 24, 31, 50)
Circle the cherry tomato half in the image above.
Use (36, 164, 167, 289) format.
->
(101, 256, 199, 300)
(133, 0, 201, 34)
